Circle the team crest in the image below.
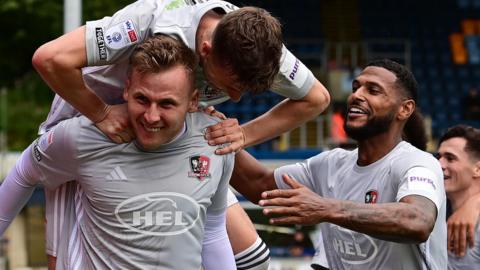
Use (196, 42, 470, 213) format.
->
(188, 155, 211, 180)
(365, 189, 378, 204)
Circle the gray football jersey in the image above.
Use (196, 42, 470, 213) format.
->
(274, 141, 447, 270)
(39, 0, 315, 133)
(448, 223, 480, 270)
(44, 181, 78, 257)
(33, 112, 234, 269)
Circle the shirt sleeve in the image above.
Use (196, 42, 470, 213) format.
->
(30, 119, 79, 190)
(0, 147, 39, 235)
(274, 158, 316, 191)
(0, 118, 79, 234)
(270, 45, 316, 100)
(207, 152, 235, 214)
(396, 166, 444, 212)
(85, 0, 159, 65)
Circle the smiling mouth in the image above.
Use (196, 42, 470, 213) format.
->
(145, 126, 161, 132)
(347, 106, 368, 117)
(141, 122, 163, 133)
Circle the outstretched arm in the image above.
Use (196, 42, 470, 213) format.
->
(261, 175, 437, 244)
(242, 80, 330, 147)
(207, 80, 330, 154)
(447, 193, 480, 256)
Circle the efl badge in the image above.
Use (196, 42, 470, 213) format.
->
(105, 20, 138, 50)
(365, 189, 378, 204)
(188, 155, 211, 180)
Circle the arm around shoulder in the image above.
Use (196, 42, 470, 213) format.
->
(241, 79, 330, 147)
(32, 26, 87, 83)
(32, 26, 110, 123)
(297, 79, 331, 119)
(447, 192, 480, 256)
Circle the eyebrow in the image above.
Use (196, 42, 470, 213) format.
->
(132, 91, 180, 105)
(158, 98, 179, 105)
(439, 151, 457, 160)
(352, 79, 384, 89)
(365, 81, 384, 89)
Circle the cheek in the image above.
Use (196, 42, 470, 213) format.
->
(163, 109, 186, 124)
(128, 105, 143, 119)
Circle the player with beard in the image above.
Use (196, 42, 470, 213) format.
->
(229, 59, 447, 269)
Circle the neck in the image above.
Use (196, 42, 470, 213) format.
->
(167, 121, 187, 144)
(356, 131, 403, 166)
(449, 183, 480, 211)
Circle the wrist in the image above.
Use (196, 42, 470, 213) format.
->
(240, 125, 247, 146)
(323, 198, 347, 223)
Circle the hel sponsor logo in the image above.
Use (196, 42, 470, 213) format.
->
(289, 58, 300, 80)
(364, 189, 378, 204)
(188, 155, 211, 180)
(409, 176, 436, 189)
(115, 192, 203, 236)
(95, 28, 107, 60)
(132, 210, 187, 226)
(331, 226, 378, 265)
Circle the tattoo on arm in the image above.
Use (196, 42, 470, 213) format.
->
(332, 195, 437, 243)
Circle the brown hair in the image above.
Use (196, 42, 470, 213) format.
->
(212, 7, 283, 93)
(439, 125, 480, 161)
(128, 35, 197, 86)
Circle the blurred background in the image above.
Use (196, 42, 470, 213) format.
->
(1, 0, 480, 269)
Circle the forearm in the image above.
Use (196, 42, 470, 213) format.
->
(330, 199, 435, 243)
(32, 26, 109, 123)
(242, 81, 329, 147)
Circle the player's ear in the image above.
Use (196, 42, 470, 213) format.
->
(397, 99, 415, 121)
(123, 79, 131, 101)
(473, 160, 480, 179)
(188, 89, 199, 112)
(199, 40, 212, 59)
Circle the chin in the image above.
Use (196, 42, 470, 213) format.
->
(137, 138, 163, 150)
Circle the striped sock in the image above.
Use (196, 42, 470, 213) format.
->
(234, 236, 270, 270)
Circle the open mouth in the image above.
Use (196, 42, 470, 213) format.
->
(141, 121, 163, 133)
(145, 126, 161, 132)
(347, 106, 369, 117)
